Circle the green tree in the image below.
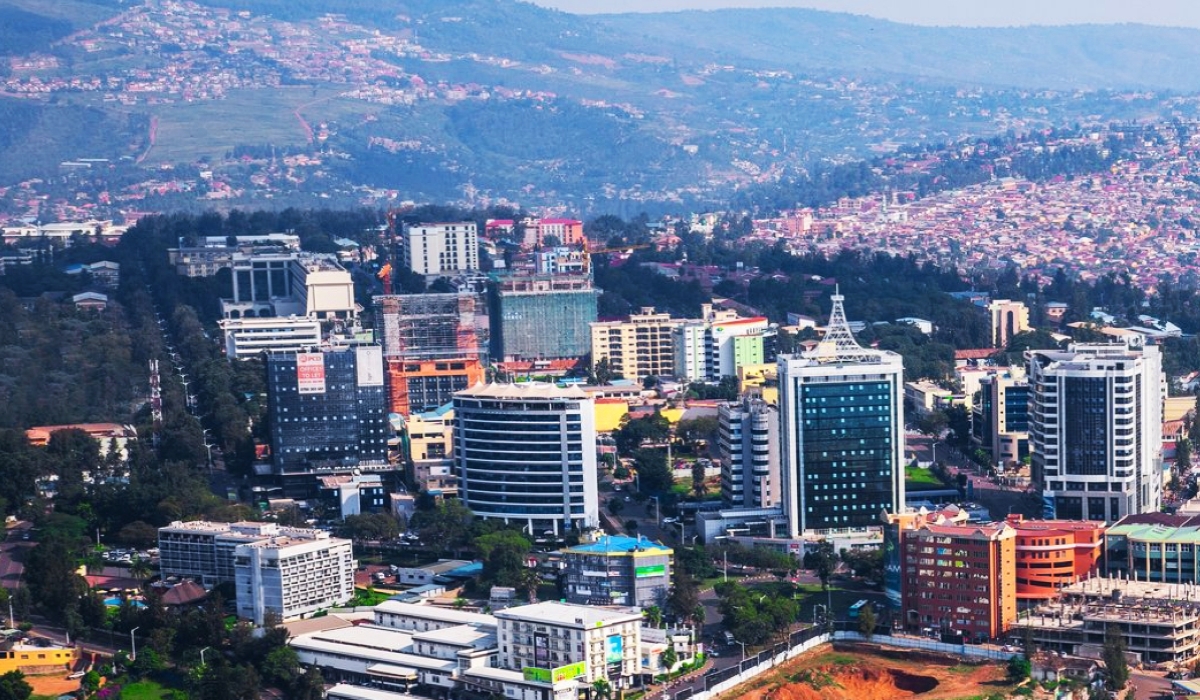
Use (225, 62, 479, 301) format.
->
(339, 513, 400, 542)
(857, 605, 876, 640)
(1007, 655, 1031, 682)
(1102, 624, 1130, 690)
(261, 646, 301, 688)
(592, 679, 613, 700)
(633, 448, 674, 495)
(804, 540, 837, 590)
(292, 667, 325, 700)
(643, 605, 663, 629)
(0, 670, 31, 700)
(1178, 438, 1193, 474)
(477, 530, 532, 587)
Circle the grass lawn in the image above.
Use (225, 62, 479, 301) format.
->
(905, 464, 946, 490)
(114, 680, 172, 700)
(349, 587, 392, 607)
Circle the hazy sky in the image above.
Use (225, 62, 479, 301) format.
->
(528, 0, 1200, 28)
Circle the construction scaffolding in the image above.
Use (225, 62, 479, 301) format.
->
(375, 293, 486, 361)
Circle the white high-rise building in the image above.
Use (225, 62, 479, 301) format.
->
(235, 530, 355, 625)
(404, 222, 480, 276)
(778, 291, 906, 537)
(718, 397, 780, 509)
(454, 383, 598, 535)
(672, 304, 769, 382)
(1028, 342, 1164, 522)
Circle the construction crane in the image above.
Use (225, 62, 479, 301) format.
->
(377, 262, 393, 295)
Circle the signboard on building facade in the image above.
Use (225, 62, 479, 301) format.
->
(296, 352, 326, 394)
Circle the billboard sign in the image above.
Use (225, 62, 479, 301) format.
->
(606, 634, 623, 663)
(356, 346, 384, 387)
(296, 352, 326, 394)
(635, 564, 666, 578)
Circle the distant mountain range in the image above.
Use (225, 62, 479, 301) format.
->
(3, 0, 1200, 217)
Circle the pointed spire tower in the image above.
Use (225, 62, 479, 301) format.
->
(811, 286, 880, 363)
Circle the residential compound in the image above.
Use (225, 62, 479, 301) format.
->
(561, 534, 673, 608)
(489, 274, 598, 361)
(718, 396, 781, 509)
(265, 347, 390, 491)
(292, 600, 646, 700)
(454, 383, 598, 535)
(375, 293, 487, 416)
(1028, 342, 1164, 522)
(589, 307, 681, 381)
(158, 521, 354, 624)
(778, 291, 905, 537)
(403, 222, 479, 276)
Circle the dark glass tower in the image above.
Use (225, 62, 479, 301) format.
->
(778, 292, 905, 536)
(266, 347, 389, 481)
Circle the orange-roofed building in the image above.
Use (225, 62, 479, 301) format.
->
(1005, 514, 1104, 600)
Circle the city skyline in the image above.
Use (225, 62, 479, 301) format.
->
(530, 0, 1200, 29)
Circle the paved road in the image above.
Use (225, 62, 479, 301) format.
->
(0, 522, 32, 589)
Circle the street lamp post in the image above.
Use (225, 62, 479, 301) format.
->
(735, 640, 747, 662)
(200, 646, 211, 666)
(131, 626, 141, 661)
(649, 496, 660, 526)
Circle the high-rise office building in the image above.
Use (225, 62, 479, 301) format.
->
(972, 368, 1030, 469)
(589, 307, 681, 381)
(375, 293, 487, 415)
(403, 222, 480, 276)
(266, 347, 390, 489)
(454, 383, 598, 535)
(778, 292, 905, 537)
(490, 274, 598, 361)
(718, 397, 781, 509)
(1028, 342, 1164, 522)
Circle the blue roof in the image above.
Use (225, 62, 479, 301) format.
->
(568, 535, 671, 554)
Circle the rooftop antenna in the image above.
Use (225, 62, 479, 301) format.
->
(811, 286, 880, 364)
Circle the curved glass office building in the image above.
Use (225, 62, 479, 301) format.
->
(454, 383, 598, 535)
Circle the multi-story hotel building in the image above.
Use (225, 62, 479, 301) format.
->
(160, 521, 355, 624)
(779, 292, 905, 536)
(900, 520, 1017, 642)
(589, 307, 681, 381)
(674, 304, 770, 382)
(718, 396, 781, 509)
(1028, 342, 1164, 521)
(454, 383, 598, 535)
(234, 528, 355, 625)
(403, 222, 480, 276)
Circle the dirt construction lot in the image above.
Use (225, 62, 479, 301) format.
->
(726, 643, 1017, 700)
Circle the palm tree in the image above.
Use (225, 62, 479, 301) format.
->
(644, 605, 663, 629)
(129, 556, 152, 587)
(516, 566, 541, 603)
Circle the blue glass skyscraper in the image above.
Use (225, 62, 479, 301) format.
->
(778, 291, 906, 537)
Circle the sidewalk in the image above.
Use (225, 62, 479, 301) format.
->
(645, 655, 716, 700)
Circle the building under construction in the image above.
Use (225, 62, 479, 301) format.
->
(489, 273, 598, 361)
(374, 293, 487, 415)
(1015, 576, 1200, 667)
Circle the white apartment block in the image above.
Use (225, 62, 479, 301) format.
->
(404, 222, 480, 276)
(234, 530, 355, 625)
(159, 521, 355, 624)
(672, 304, 769, 382)
(1028, 342, 1164, 522)
(219, 316, 322, 359)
